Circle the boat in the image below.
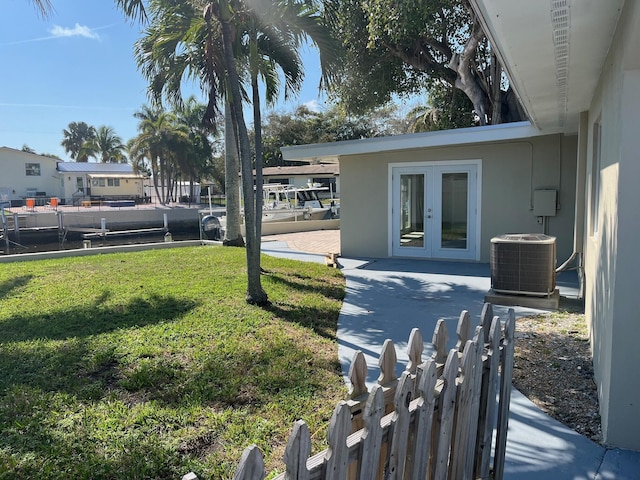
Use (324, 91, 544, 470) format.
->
(260, 184, 339, 223)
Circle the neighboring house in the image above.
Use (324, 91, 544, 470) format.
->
(57, 162, 146, 203)
(282, 0, 640, 451)
(0, 147, 60, 206)
(260, 164, 340, 196)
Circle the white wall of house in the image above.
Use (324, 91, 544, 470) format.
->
(0, 148, 60, 204)
(60, 173, 87, 200)
(583, 0, 640, 449)
(339, 134, 576, 263)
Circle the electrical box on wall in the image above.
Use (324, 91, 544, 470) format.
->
(533, 189, 557, 216)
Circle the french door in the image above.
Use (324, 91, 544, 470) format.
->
(391, 162, 479, 260)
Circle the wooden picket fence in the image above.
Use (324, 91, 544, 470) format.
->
(184, 303, 516, 480)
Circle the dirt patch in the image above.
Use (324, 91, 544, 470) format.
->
(512, 310, 601, 443)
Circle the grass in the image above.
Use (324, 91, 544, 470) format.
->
(0, 246, 347, 479)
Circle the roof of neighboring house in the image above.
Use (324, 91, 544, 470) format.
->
(261, 164, 339, 176)
(0, 146, 60, 163)
(469, 0, 625, 133)
(281, 121, 544, 163)
(57, 162, 135, 173)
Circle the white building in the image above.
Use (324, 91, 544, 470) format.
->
(0, 147, 60, 206)
(282, 0, 640, 450)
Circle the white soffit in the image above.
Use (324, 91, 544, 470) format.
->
(471, 0, 624, 133)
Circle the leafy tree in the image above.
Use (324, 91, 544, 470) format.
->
(21, 145, 36, 154)
(257, 104, 407, 165)
(84, 126, 127, 163)
(407, 83, 475, 132)
(21, 144, 61, 158)
(324, 0, 524, 126)
(61, 121, 96, 162)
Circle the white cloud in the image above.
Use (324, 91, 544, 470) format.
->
(49, 23, 101, 41)
(302, 99, 321, 112)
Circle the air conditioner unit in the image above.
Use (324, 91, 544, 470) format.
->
(490, 234, 556, 296)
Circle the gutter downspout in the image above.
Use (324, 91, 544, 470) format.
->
(556, 112, 588, 300)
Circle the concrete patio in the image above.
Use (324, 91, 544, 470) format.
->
(262, 235, 640, 479)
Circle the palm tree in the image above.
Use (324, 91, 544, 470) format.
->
(129, 106, 189, 204)
(175, 97, 217, 203)
(133, 0, 247, 244)
(123, 0, 337, 305)
(26, 0, 53, 17)
(84, 126, 127, 163)
(241, 0, 339, 268)
(206, 0, 268, 304)
(61, 121, 96, 162)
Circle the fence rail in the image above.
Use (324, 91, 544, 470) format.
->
(184, 303, 515, 480)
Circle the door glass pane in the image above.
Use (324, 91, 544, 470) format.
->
(441, 173, 468, 249)
(399, 174, 424, 247)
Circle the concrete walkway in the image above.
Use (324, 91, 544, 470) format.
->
(261, 232, 640, 479)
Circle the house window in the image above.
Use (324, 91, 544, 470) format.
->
(107, 178, 120, 187)
(589, 119, 602, 236)
(92, 178, 106, 187)
(25, 163, 41, 176)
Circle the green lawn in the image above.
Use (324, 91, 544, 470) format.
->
(0, 246, 347, 479)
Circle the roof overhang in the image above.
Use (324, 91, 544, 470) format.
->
(87, 173, 145, 179)
(469, 0, 624, 133)
(282, 121, 548, 163)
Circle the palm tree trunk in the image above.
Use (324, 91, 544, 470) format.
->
(217, 0, 267, 305)
(223, 101, 244, 247)
(250, 30, 264, 270)
(152, 157, 162, 204)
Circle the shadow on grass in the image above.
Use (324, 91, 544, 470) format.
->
(0, 294, 199, 397)
(0, 293, 198, 343)
(258, 268, 344, 341)
(264, 302, 338, 341)
(266, 271, 345, 301)
(0, 275, 34, 301)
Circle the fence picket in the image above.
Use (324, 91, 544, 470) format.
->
(406, 328, 424, 375)
(464, 326, 485, 478)
(284, 421, 311, 480)
(449, 339, 478, 479)
(433, 349, 459, 480)
(432, 320, 449, 365)
(456, 311, 471, 353)
(378, 339, 398, 386)
(387, 373, 413, 479)
(480, 303, 494, 342)
(357, 386, 385, 480)
(476, 316, 502, 479)
(233, 445, 265, 480)
(409, 359, 438, 480)
(493, 309, 516, 480)
(325, 402, 351, 479)
(348, 351, 368, 400)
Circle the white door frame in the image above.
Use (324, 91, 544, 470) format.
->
(388, 159, 482, 260)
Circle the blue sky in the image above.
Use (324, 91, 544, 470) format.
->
(0, 1, 328, 160)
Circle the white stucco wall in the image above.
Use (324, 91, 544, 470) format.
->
(0, 148, 61, 203)
(584, 0, 640, 450)
(339, 134, 577, 264)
